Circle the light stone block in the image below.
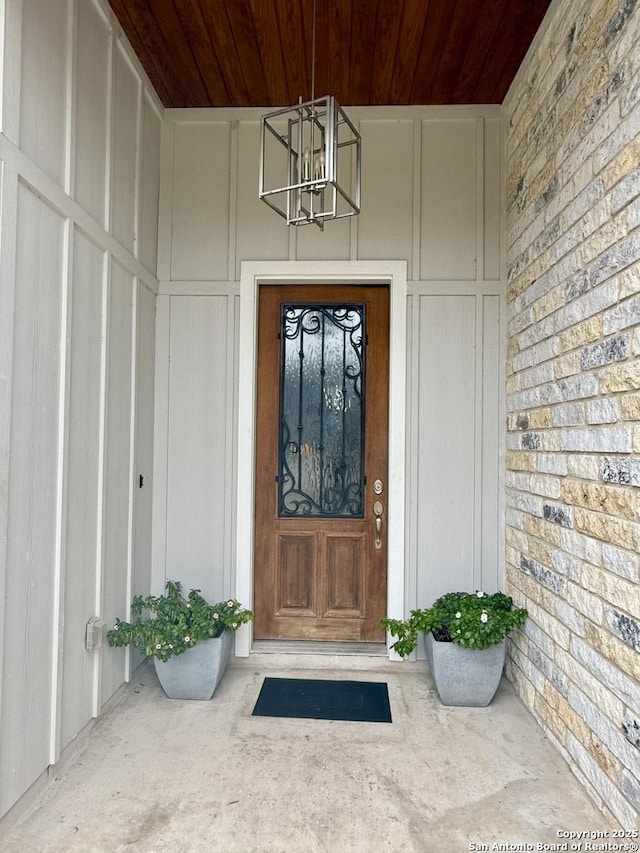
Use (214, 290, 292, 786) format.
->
(581, 562, 640, 615)
(537, 453, 568, 475)
(599, 360, 640, 392)
(602, 543, 639, 581)
(602, 292, 640, 334)
(567, 454, 600, 479)
(561, 479, 637, 520)
(559, 427, 632, 452)
(567, 583, 604, 624)
(586, 398, 619, 423)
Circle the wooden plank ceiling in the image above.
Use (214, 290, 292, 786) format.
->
(107, 0, 552, 108)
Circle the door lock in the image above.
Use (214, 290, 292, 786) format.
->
(373, 500, 383, 550)
(373, 479, 384, 495)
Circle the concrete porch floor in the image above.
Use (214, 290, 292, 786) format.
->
(1, 653, 614, 852)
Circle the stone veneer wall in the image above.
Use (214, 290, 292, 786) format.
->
(504, 0, 640, 828)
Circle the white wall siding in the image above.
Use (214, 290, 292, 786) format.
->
(155, 107, 505, 657)
(421, 119, 478, 280)
(164, 295, 232, 598)
(357, 119, 414, 267)
(0, 0, 161, 820)
(415, 294, 477, 600)
(0, 185, 64, 814)
(111, 45, 139, 254)
(74, 0, 109, 225)
(236, 121, 289, 271)
(170, 123, 231, 281)
(138, 96, 161, 275)
(19, 0, 70, 187)
(60, 228, 105, 748)
(100, 260, 135, 701)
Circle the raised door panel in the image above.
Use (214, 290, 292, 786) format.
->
(324, 535, 365, 617)
(276, 534, 316, 614)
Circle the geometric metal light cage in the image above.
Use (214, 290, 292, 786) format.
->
(259, 95, 361, 230)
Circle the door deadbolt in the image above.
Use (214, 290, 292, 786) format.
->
(373, 479, 384, 495)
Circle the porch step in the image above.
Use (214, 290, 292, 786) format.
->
(233, 640, 401, 672)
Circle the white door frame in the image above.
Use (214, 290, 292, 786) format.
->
(235, 261, 407, 657)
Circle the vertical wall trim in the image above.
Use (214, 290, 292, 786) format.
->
(150, 295, 171, 593)
(498, 107, 507, 587)
(64, 0, 76, 198)
(412, 120, 421, 281)
(475, 117, 485, 284)
(103, 20, 114, 234)
(406, 293, 420, 617)
(124, 277, 139, 681)
(349, 118, 359, 262)
(92, 249, 109, 717)
(0, 161, 19, 741)
(223, 294, 236, 597)
(49, 216, 73, 765)
(227, 121, 238, 282)
(156, 121, 174, 282)
(0, 0, 22, 143)
(473, 293, 483, 591)
(133, 71, 143, 261)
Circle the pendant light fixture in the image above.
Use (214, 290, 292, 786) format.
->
(258, 0, 361, 230)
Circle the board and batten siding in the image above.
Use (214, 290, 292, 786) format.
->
(0, 0, 161, 820)
(154, 107, 506, 646)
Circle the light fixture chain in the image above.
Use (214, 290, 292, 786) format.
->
(311, 0, 316, 102)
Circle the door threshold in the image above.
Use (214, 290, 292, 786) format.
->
(251, 640, 388, 657)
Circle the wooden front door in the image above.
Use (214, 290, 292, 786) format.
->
(254, 284, 389, 642)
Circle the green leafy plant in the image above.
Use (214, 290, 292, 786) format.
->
(381, 590, 527, 657)
(107, 580, 253, 662)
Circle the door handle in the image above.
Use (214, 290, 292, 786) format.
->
(373, 500, 383, 550)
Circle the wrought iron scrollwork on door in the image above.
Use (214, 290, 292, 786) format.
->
(278, 304, 365, 517)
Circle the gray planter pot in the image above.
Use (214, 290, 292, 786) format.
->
(425, 632, 506, 707)
(154, 630, 233, 700)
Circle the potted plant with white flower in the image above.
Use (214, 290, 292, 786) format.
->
(381, 591, 527, 706)
(107, 580, 253, 700)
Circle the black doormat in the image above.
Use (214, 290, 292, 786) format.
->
(252, 677, 392, 723)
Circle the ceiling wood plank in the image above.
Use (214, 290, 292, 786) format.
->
(225, 0, 270, 106)
(327, 0, 352, 105)
(473, 0, 550, 103)
(427, 0, 482, 104)
(275, 0, 309, 104)
(389, 0, 432, 105)
(200, 0, 254, 107)
(172, 0, 231, 106)
(107, 0, 553, 108)
(143, 0, 211, 106)
(450, 0, 509, 103)
(409, 0, 454, 105)
(347, 0, 378, 105)
(108, 0, 185, 106)
(311, 0, 331, 101)
(368, 0, 403, 105)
